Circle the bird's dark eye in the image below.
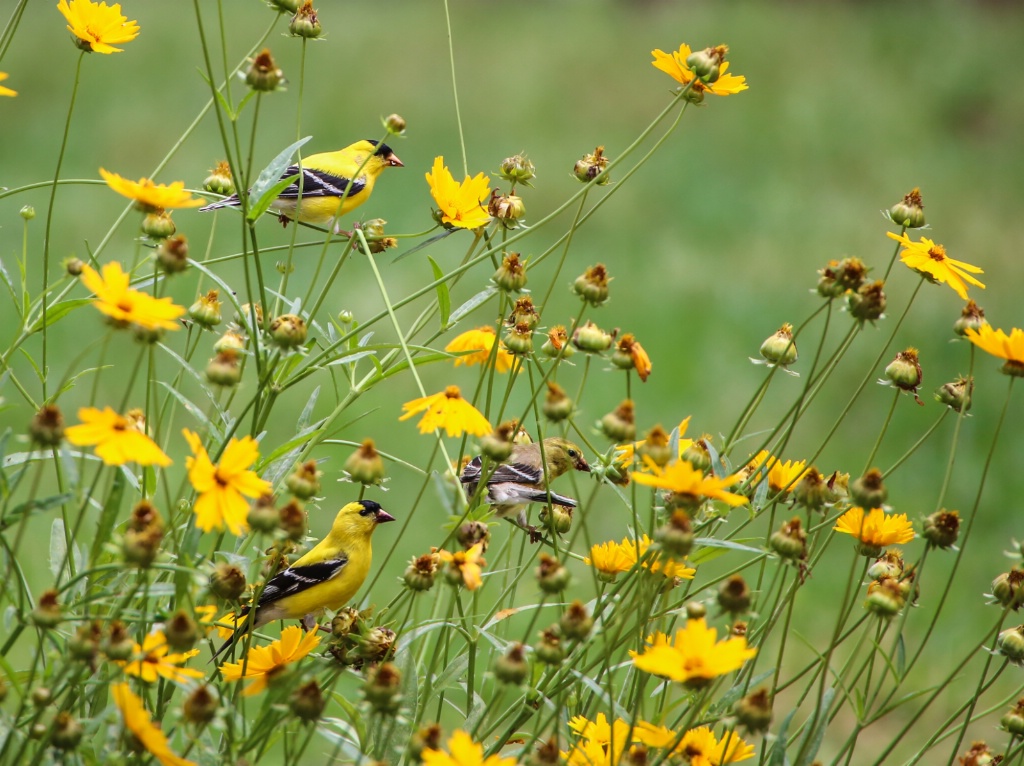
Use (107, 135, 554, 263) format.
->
(359, 506, 373, 517)
(568, 449, 577, 458)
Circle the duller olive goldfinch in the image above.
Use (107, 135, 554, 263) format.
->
(212, 499, 394, 662)
(199, 139, 402, 229)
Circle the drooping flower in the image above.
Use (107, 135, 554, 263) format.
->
(57, 0, 139, 54)
(585, 535, 695, 580)
(445, 327, 515, 373)
(111, 683, 195, 766)
(422, 729, 518, 766)
(182, 429, 272, 535)
(746, 450, 809, 495)
(632, 458, 748, 507)
(834, 507, 915, 547)
(886, 231, 985, 301)
(220, 626, 321, 696)
(965, 325, 1024, 377)
(100, 169, 204, 213)
(631, 618, 757, 688)
(0, 72, 16, 97)
(400, 386, 492, 437)
(438, 543, 486, 590)
(651, 43, 748, 96)
(65, 407, 171, 467)
(118, 630, 203, 684)
(426, 156, 492, 230)
(81, 262, 186, 331)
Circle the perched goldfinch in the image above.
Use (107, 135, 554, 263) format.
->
(199, 139, 403, 228)
(212, 499, 394, 661)
(460, 437, 590, 522)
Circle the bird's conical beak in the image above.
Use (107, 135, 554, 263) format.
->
(388, 153, 404, 168)
(578, 457, 591, 473)
(375, 509, 396, 523)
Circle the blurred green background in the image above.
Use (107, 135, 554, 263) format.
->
(3, 0, 1024, 759)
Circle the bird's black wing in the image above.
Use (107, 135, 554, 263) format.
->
(274, 165, 367, 200)
(256, 556, 349, 607)
(487, 461, 542, 486)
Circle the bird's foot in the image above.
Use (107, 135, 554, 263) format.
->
(277, 213, 292, 228)
(301, 614, 319, 632)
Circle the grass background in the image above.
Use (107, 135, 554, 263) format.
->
(2, 0, 1024, 760)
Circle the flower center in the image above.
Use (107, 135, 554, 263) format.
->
(443, 386, 462, 399)
(927, 246, 947, 262)
(214, 470, 229, 487)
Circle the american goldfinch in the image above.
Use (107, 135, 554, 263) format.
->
(212, 499, 394, 661)
(460, 437, 590, 522)
(199, 139, 403, 227)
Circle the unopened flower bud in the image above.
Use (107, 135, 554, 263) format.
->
(481, 421, 517, 461)
(923, 509, 960, 550)
(203, 161, 234, 196)
(542, 381, 573, 422)
(885, 348, 922, 393)
(357, 626, 396, 663)
(998, 626, 1024, 663)
(760, 323, 798, 367)
(68, 621, 102, 662)
(600, 400, 635, 442)
(539, 505, 573, 535)
(363, 662, 402, 714)
(935, 375, 972, 413)
(792, 467, 829, 511)
(493, 252, 527, 292)
(384, 113, 406, 135)
(289, 1, 321, 38)
(31, 687, 51, 708)
(331, 607, 360, 638)
(290, 679, 325, 722)
(246, 493, 279, 533)
(572, 320, 613, 352)
(535, 553, 571, 593)
(270, 313, 307, 349)
(686, 44, 727, 82)
(495, 643, 529, 685)
(867, 550, 904, 581)
(345, 438, 386, 485)
(214, 328, 246, 353)
(29, 404, 65, 447)
(953, 300, 986, 337)
(165, 610, 198, 652)
(64, 257, 83, 276)
(865, 577, 905, 618)
(656, 511, 694, 557)
(734, 688, 773, 734)
(503, 323, 533, 355)
(559, 600, 593, 641)
(681, 437, 712, 472)
(20, 205, 35, 220)
(206, 349, 241, 386)
(637, 425, 672, 468)
(541, 325, 574, 358)
(993, 570, 1024, 611)
(142, 211, 175, 240)
(184, 685, 219, 726)
(489, 191, 525, 226)
(210, 563, 247, 601)
(246, 49, 283, 92)
(574, 146, 610, 185)
(404, 552, 440, 592)
(500, 154, 536, 186)
(535, 626, 564, 665)
(278, 500, 307, 541)
(52, 712, 83, 751)
(769, 518, 807, 561)
(718, 575, 751, 614)
(573, 264, 610, 307)
(31, 589, 61, 629)
(1001, 699, 1024, 736)
(156, 234, 189, 274)
(848, 280, 887, 323)
(189, 290, 222, 328)
(851, 469, 887, 509)
(238, 302, 264, 331)
(457, 522, 490, 552)
(103, 621, 134, 661)
(286, 460, 321, 500)
(888, 187, 926, 229)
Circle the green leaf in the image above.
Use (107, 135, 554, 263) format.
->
(794, 688, 834, 766)
(91, 469, 125, 565)
(769, 708, 798, 766)
(247, 136, 311, 221)
(296, 386, 320, 432)
(449, 286, 498, 325)
(426, 256, 451, 329)
(2, 492, 72, 532)
(29, 299, 92, 334)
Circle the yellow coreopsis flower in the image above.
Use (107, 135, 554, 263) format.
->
(631, 618, 757, 688)
(65, 407, 171, 466)
(615, 416, 693, 467)
(834, 506, 915, 547)
(886, 231, 984, 301)
(426, 156, 492, 230)
(400, 385, 492, 437)
(674, 726, 755, 766)
(57, 0, 139, 54)
(651, 43, 748, 96)
(632, 458, 748, 507)
(220, 626, 321, 696)
(100, 169, 204, 213)
(81, 262, 186, 331)
(118, 630, 203, 684)
(445, 327, 515, 373)
(747, 450, 809, 495)
(437, 543, 486, 590)
(965, 324, 1024, 377)
(422, 729, 518, 766)
(111, 684, 195, 766)
(585, 539, 636, 577)
(182, 429, 272, 535)
(585, 535, 695, 580)
(0, 72, 16, 97)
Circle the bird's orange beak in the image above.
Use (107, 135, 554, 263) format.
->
(387, 153, 404, 168)
(576, 456, 591, 473)
(375, 509, 396, 523)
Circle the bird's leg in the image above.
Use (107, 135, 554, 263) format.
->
(301, 613, 318, 632)
(332, 221, 352, 238)
(278, 213, 291, 227)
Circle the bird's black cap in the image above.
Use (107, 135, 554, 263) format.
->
(357, 499, 395, 523)
(365, 139, 396, 157)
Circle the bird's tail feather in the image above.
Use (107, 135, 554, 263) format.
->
(198, 197, 238, 213)
(519, 489, 577, 507)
